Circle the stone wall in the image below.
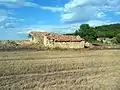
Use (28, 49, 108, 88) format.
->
(29, 35, 44, 45)
(29, 36, 85, 49)
(46, 40, 85, 49)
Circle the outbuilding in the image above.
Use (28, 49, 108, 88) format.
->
(29, 32, 85, 49)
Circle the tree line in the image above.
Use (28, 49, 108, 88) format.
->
(73, 23, 120, 43)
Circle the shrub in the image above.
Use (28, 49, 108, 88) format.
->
(111, 37, 119, 44)
(116, 33, 120, 43)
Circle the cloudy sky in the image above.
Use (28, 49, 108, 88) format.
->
(0, 0, 120, 40)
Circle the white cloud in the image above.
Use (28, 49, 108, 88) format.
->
(23, 2, 39, 7)
(86, 20, 111, 26)
(0, 9, 8, 22)
(0, 13, 24, 29)
(0, 16, 7, 22)
(115, 12, 120, 15)
(0, 0, 63, 12)
(23, 2, 64, 12)
(0, 0, 17, 2)
(19, 18, 24, 21)
(61, 0, 120, 23)
(61, 13, 75, 22)
(0, 0, 39, 8)
(40, 6, 63, 12)
(61, 6, 98, 23)
(97, 12, 106, 18)
(0, 0, 22, 8)
(17, 24, 79, 35)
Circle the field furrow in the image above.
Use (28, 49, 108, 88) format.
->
(0, 50, 120, 90)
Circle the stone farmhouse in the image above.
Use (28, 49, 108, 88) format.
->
(28, 32, 85, 49)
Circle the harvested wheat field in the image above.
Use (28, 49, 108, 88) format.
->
(0, 50, 120, 90)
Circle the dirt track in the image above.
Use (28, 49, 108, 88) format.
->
(0, 50, 120, 90)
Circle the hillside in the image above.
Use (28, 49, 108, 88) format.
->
(95, 23, 120, 38)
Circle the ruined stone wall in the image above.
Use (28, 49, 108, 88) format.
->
(54, 41, 85, 49)
(29, 36, 44, 45)
(46, 40, 85, 49)
(29, 36, 85, 49)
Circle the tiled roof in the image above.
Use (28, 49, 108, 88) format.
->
(29, 32, 84, 42)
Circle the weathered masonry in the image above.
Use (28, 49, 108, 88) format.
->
(29, 32, 85, 49)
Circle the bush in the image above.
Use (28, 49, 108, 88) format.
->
(111, 37, 119, 44)
(116, 33, 120, 43)
(0, 40, 46, 51)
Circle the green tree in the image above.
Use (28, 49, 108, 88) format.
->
(78, 24, 90, 37)
(74, 24, 97, 42)
(80, 24, 90, 30)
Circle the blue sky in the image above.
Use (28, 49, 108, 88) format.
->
(0, 0, 120, 40)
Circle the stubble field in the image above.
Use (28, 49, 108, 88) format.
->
(0, 50, 120, 90)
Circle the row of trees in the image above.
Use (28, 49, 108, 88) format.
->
(74, 24, 120, 43)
